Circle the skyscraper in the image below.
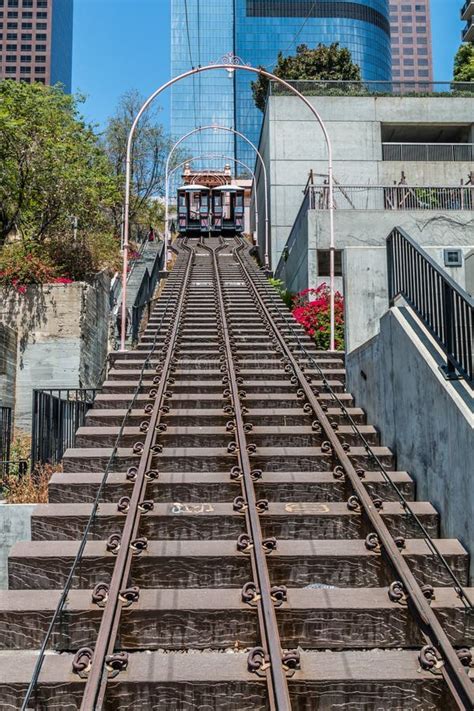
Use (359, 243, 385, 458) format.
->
(171, 0, 392, 170)
(461, 0, 474, 42)
(0, 0, 73, 92)
(389, 1, 433, 84)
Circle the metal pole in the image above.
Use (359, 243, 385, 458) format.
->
(165, 124, 270, 268)
(123, 59, 335, 351)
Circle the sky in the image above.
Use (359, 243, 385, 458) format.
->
(72, 0, 464, 132)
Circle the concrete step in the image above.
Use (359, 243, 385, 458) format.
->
(8, 539, 467, 590)
(30, 501, 437, 542)
(99, 379, 346, 395)
(75, 424, 379, 449)
(62, 445, 395, 474)
(85, 406, 366, 428)
(0, 587, 470, 651)
(48, 470, 415, 505)
(0, 648, 465, 709)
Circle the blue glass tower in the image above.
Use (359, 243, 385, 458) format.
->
(171, 0, 392, 171)
(51, 0, 74, 93)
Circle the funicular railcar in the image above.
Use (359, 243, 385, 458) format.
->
(211, 185, 245, 235)
(177, 185, 211, 235)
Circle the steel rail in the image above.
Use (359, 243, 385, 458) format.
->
(241, 246, 474, 612)
(234, 239, 474, 711)
(20, 252, 188, 711)
(79, 240, 195, 709)
(205, 238, 292, 711)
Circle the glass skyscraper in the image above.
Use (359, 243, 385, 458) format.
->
(171, 0, 392, 171)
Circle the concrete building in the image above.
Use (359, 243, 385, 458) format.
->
(389, 0, 433, 83)
(0, 0, 73, 92)
(461, 0, 474, 42)
(254, 88, 474, 349)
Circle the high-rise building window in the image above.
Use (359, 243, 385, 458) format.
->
(20, 54, 31, 61)
(20, 65, 30, 72)
(21, 32, 31, 39)
(35, 32, 45, 39)
(36, 22, 46, 29)
(6, 42, 16, 49)
(20, 43, 30, 50)
(5, 65, 16, 72)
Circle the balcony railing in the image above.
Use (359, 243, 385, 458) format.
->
(310, 185, 474, 211)
(382, 143, 474, 162)
(461, 0, 474, 19)
(462, 16, 474, 41)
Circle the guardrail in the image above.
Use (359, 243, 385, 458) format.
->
(131, 242, 165, 342)
(31, 388, 98, 469)
(382, 143, 474, 162)
(387, 227, 473, 386)
(310, 184, 474, 211)
(269, 79, 474, 97)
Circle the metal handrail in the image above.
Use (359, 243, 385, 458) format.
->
(269, 79, 474, 96)
(310, 184, 473, 211)
(387, 227, 473, 386)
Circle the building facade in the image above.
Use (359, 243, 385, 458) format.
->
(389, 0, 433, 83)
(461, 0, 474, 42)
(171, 0, 392, 171)
(0, 0, 73, 92)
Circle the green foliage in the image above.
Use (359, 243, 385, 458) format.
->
(103, 90, 177, 233)
(268, 277, 294, 309)
(453, 43, 474, 82)
(252, 43, 362, 111)
(0, 80, 118, 247)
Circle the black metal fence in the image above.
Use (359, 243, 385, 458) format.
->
(131, 243, 165, 342)
(0, 406, 12, 462)
(31, 388, 98, 469)
(387, 227, 473, 386)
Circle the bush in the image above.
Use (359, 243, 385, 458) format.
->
(268, 277, 294, 309)
(292, 283, 344, 350)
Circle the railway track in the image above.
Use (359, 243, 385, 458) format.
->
(0, 236, 473, 709)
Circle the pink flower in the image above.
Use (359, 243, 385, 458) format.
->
(17, 285, 27, 294)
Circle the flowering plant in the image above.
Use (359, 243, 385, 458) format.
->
(292, 283, 344, 350)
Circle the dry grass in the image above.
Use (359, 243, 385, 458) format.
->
(5, 463, 59, 504)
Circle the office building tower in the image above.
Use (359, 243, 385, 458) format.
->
(171, 0, 392, 171)
(389, 1, 433, 83)
(461, 0, 474, 42)
(0, 0, 73, 92)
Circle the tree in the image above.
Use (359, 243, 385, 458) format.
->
(251, 42, 362, 112)
(0, 80, 117, 248)
(453, 43, 474, 82)
(103, 90, 178, 234)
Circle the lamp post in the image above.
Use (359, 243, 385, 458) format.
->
(164, 124, 270, 271)
(121, 56, 335, 352)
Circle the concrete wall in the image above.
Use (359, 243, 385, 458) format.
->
(0, 503, 34, 589)
(343, 241, 473, 353)
(0, 274, 110, 431)
(256, 94, 474, 268)
(346, 306, 474, 581)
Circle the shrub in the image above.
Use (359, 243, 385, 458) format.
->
(268, 277, 294, 309)
(0, 240, 58, 290)
(292, 283, 344, 350)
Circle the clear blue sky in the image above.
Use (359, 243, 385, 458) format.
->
(72, 0, 463, 131)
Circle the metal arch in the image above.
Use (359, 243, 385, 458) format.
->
(164, 124, 270, 270)
(121, 60, 336, 351)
